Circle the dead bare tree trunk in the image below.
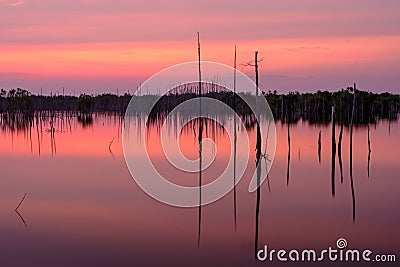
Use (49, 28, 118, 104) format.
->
(349, 83, 357, 222)
(331, 106, 336, 197)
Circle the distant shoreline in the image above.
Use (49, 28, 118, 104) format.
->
(1, 87, 399, 126)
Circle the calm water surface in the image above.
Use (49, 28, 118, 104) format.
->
(0, 113, 399, 266)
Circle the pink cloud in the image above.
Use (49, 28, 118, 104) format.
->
(6, 1, 24, 7)
(0, 0, 399, 93)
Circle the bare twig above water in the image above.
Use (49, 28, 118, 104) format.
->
(241, 57, 264, 67)
(15, 210, 28, 228)
(109, 137, 115, 159)
(15, 193, 27, 211)
(15, 193, 28, 228)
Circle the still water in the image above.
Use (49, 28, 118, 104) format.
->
(0, 113, 399, 266)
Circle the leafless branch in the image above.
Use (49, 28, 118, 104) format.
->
(240, 57, 264, 67)
(15, 210, 28, 228)
(109, 137, 115, 159)
(15, 193, 28, 228)
(15, 193, 27, 211)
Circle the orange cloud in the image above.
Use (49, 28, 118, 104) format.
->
(1, 35, 399, 80)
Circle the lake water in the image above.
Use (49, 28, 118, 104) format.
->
(0, 113, 399, 266)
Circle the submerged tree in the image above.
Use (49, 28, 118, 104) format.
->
(77, 94, 94, 127)
(77, 94, 93, 115)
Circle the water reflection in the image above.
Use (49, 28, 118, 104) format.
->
(197, 94, 203, 247)
(0, 112, 125, 160)
(0, 111, 399, 266)
(318, 130, 322, 163)
(349, 91, 357, 222)
(233, 107, 238, 230)
(338, 122, 344, 183)
(367, 124, 371, 178)
(349, 124, 357, 222)
(286, 123, 291, 186)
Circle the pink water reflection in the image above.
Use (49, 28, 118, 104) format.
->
(0, 114, 399, 266)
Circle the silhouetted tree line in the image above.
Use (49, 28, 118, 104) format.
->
(145, 90, 259, 129)
(144, 82, 261, 129)
(0, 89, 132, 115)
(0, 88, 131, 130)
(264, 87, 399, 125)
(0, 86, 399, 127)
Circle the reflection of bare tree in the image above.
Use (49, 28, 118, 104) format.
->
(145, 92, 259, 133)
(318, 130, 321, 164)
(36, 115, 41, 156)
(254, 130, 262, 257)
(197, 32, 202, 247)
(77, 113, 93, 127)
(286, 123, 291, 186)
(50, 117, 57, 156)
(253, 51, 262, 257)
(197, 116, 203, 247)
(298, 147, 301, 162)
(29, 120, 33, 154)
(338, 122, 344, 183)
(350, 158, 356, 222)
(367, 125, 371, 178)
(263, 120, 272, 194)
(233, 45, 238, 230)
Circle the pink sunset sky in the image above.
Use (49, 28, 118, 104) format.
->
(0, 0, 399, 95)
